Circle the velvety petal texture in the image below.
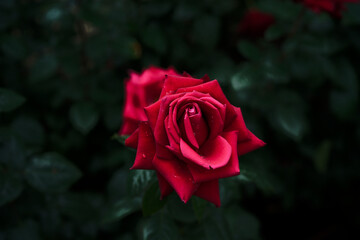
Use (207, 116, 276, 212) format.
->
(124, 73, 266, 206)
(119, 66, 180, 135)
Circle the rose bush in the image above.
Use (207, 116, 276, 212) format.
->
(300, 0, 359, 17)
(125, 74, 266, 206)
(237, 9, 275, 38)
(119, 66, 179, 135)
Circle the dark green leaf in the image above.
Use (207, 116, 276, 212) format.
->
(167, 194, 196, 223)
(0, 88, 25, 112)
(0, 173, 23, 206)
(102, 198, 141, 223)
(142, 213, 178, 240)
(7, 220, 41, 240)
(314, 140, 331, 173)
(225, 206, 261, 240)
(265, 23, 288, 41)
(192, 15, 220, 49)
(142, 181, 166, 216)
(29, 55, 58, 83)
(11, 116, 45, 147)
(0, 137, 26, 169)
(25, 152, 82, 193)
(69, 102, 99, 134)
(128, 170, 156, 196)
(237, 40, 261, 61)
(1, 35, 26, 60)
(192, 197, 209, 222)
(202, 210, 232, 240)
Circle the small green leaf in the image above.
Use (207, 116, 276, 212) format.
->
(167, 194, 196, 223)
(274, 106, 307, 140)
(25, 152, 82, 193)
(0, 88, 25, 112)
(102, 198, 141, 223)
(0, 173, 23, 206)
(192, 15, 220, 49)
(265, 23, 287, 41)
(69, 102, 99, 134)
(192, 197, 208, 222)
(202, 210, 232, 240)
(237, 40, 261, 61)
(112, 134, 129, 145)
(11, 116, 45, 147)
(29, 55, 58, 83)
(142, 181, 167, 216)
(128, 170, 156, 196)
(142, 213, 178, 240)
(225, 206, 261, 240)
(314, 140, 331, 173)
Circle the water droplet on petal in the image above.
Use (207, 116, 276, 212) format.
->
(142, 154, 146, 158)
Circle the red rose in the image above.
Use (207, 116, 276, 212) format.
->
(119, 66, 180, 135)
(301, 0, 359, 17)
(125, 74, 265, 206)
(237, 9, 275, 38)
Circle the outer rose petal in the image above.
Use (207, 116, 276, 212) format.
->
(159, 75, 204, 98)
(237, 130, 266, 156)
(119, 119, 140, 136)
(130, 122, 155, 170)
(176, 80, 237, 126)
(125, 127, 139, 149)
(194, 180, 221, 207)
(224, 107, 250, 142)
(153, 156, 199, 203)
(157, 173, 173, 199)
(187, 131, 240, 183)
(180, 136, 232, 170)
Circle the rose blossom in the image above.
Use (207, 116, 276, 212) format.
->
(237, 9, 275, 38)
(300, 0, 359, 17)
(125, 74, 266, 206)
(119, 66, 180, 135)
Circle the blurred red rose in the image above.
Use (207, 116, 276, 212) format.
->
(301, 0, 359, 17)
(125, 74, 266, 206)
(237, 9, 275, 38)
(119, 66, 180, 135)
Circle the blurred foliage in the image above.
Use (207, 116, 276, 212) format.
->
(1, 0, 360, 239)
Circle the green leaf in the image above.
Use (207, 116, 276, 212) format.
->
(142, 24, 167, 54)
(274, 106, 307, 140)
(202, 210, 232, 240)
(225, 206, 261, 240)
(314, 140, 331, 173)
(25, 152, 82, 193)
(237, 40, 261, 61)
(192, 15, 220, 49)
(142, 181, 166, 216)
(69, 102, 99, 134)
(167, 194, 196, 223)
(192, 197, 209, 222)
(142, 213, 178, 240)
(0, 88, 25, 112)
(11, 116, 45, 147)
(7, 220, 41, 240)
(29, 54, 58, 83)
(0, 173, 23, 206)
(102, 198, 141, 223)
(1, 35, 26, 60)
(0, 137, 26, 169)
(128, 170, 156, 196)
(265, 23, 288, 41)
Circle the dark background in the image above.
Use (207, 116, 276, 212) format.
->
(0, 0, 359, 239)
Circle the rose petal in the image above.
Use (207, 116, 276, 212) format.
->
(237, 130, 266, 156)
(159, 75, 204, 98)
(157, 173, 173, 199)
(119, 118, 140, 136)
(194, 180, 221, 207)
(125, 127, 139, 149)
(130, 122, 155, 170)
(188, 131, 240, 183)
(153, 156, 198, 203)
(224, 107, 250, 142)
(181, 110, 199, 149)
(123, 81, 148, 121)
(176, 80, 237, 126)
(144, 100, 161, 131)
(180, 135, 232, 170)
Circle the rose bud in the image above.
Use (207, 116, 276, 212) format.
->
(300, 0, 359, 17)
(237, 9, 275, 38)
(119, 66, 180, 136)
